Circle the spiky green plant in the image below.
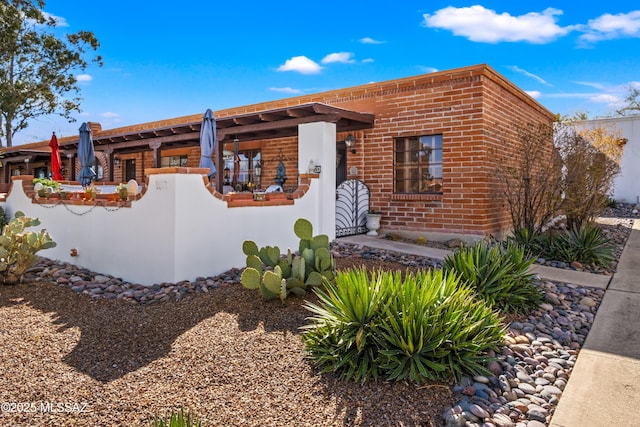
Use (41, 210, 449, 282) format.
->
(152, 408, 203, 427)
(560, 223, 614, 266)
(533, 223, 614, 267)
(442, 241, 542, 313)
(302, 268, 506, 383)
(302, 268, 391, 381)
(376, 269, 505, 382)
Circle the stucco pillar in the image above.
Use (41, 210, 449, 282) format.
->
(298, 122, 336, 240)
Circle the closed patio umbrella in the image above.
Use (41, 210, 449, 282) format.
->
(77, 122, 96, 187)
(199, 109, 217, 180)
(48, 132, 63, 180)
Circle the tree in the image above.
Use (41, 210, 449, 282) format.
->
(616, 85, 640, 116)
(495, 122, 563, 234)
(0, 0, 102, 147)
(556, 121, 623, 228)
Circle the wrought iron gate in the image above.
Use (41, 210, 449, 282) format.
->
(335, 179, 370, 237)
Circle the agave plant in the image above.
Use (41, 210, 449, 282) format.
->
(302, 268, 506, 383)
(442, 241, 542, 313)
(376, 269, 506, 382)
(301, 268, 392, 381)
(533, 223, 614, 267)
(562, 223, 614, 266)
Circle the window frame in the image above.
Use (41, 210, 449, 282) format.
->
(393, 134, 443, 194)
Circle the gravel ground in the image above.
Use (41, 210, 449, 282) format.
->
(0, 213, 634, 427)
(0, 259, 454, 427)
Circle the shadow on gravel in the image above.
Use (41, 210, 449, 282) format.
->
(0, 280, 308, 383)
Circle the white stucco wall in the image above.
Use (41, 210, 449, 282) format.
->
(0, 122, 338, 285)
(576, 115, 640, 204)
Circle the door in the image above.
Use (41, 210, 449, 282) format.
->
(335, 179, 370, 237)
(125, 159, 136, 181)
(336, 142, 347, 186)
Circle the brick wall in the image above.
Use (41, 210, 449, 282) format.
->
(6, 64, 554, 239)
(142, 65, 554, 238)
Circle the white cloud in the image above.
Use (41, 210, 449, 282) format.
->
(574, 81, 607, 90)
(277, 56, 322, 74)
(590, 94, 621, 104)
(418, 66, 438, 73)
(269, 87, 303, 94)
(100, 112, 120, 118)
(362, 58, 375, 63)
(525, 90, 542, 99)
(76, 74, 92, 82)
(321, 52, 356, 64)
(508, 66, 552, 86)
(579, 10, 640, 43)
(423, 6, 572, 43)
(360, 37, 385, 44)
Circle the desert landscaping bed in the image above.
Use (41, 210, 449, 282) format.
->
(0, 215, 634, 427)
(0, 258, 455, 427)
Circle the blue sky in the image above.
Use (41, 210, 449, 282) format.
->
(13, 0, 640, 145)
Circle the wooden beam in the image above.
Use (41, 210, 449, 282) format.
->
(218, 113, 340, 140)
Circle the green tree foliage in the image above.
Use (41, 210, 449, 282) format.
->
(0, 0, 102, 147)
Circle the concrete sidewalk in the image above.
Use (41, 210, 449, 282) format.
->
(339, 222, 640, 426)
(338, 234, 611, 288)
(550, 219, 640, 427)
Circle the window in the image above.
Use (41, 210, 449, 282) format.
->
(91, 156, 103, 181)
(394, 135, 442, 193)
(224, 150, 261, 190)
(161, 155, 188, 167)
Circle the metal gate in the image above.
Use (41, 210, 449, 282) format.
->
(336, 179, 370, 237)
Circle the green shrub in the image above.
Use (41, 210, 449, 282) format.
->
(152, 408, 203, 427)
(376, 269, 505, 382)
(563, 223, 614, 266)
(442, 242, 542, 313)
(302, 268, 506, 383)
(0, 206, 9, 233)
(535, 223, 614, 267)
(0, 211, 56, 285)
(301, 267, 390, 381)
(32, 177, 60, 190)
(604, 196, 618, 209)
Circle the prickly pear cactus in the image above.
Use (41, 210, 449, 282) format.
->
(240, 217, 336, 301)
(0, 211, 57, 285)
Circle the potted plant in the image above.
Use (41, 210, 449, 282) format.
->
(116, 183, 128, 201)
(83, 185, 97, 201)
(366, 211, 383, 236)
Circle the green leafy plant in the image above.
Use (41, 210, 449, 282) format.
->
(116, 183, 128, 200)
(302, 268, 506, 383)
(0, 206, 8, 233)
(240, 218, 335, 301)
(152, 408, 203, 427)
(442, 241, 542, 313)
(535, 223, 614, 267)
(32, 177, 60, 190)
(377, 269, 506, 382)
(0, 211, 57, 285)
(302, 267, 392, 381)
